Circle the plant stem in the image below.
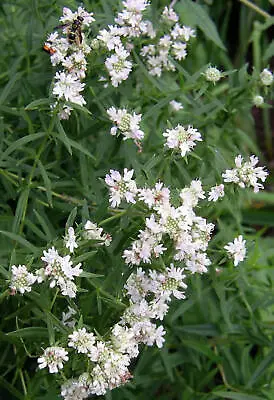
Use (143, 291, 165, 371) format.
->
(19, 370, 27, 397)
(19, 136, 48, 235)
(238, 0, 271, 19)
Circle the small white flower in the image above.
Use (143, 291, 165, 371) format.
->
(64, 227, 78, 253)
(105, 168, 138, 207)
(138, 182, 170, 209)
(38, 346, 68, 373)
(260, 68, 273, 86)
(172, 41, 187, 60)
(10, 265, 36, 294)
(58, 105, 73, 120)
(180, 179, 205, 208)
(68, 328, 96, 353)
(163, 124, 202, 157)
(171, 24, 196, 41)
(105, 46, 132, 87)
(222, 155, 268, 193)
(204, 66, 222, 83)
(162, 6, 179, 23)
(53, 72, 86, 106)
(253, 95, 264, 107)
(97, 26, 123, 51)
(62, 306, 77, 328)
(224, 235, 247, 266)
(208, 184, 225, 202)
(169, 100, 183, 112)
(107, 107, 144, 142)
(84, 220, 112, 246)
(61, 378, 90, 400)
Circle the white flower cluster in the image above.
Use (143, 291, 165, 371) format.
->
(163, 124, 202, 157)
(115, 0, 154, 38)
(222, 155, 268, 193)
(50, 264, 187, 399)
(105, 171, 213, 274)
(41, 246, 82, 298)
(98, 0, 153, 86)
(207, 184, 225, 202)
(140, 7, 195, 77)
(107, 106, 144, 144)
(43, 7, 95, 119)
(9, 223, 111, 298)
(105, 168, 138, 207)
(260, 68, 273, 86)
(38, 346, 69, 374)
(224, 235, 246, 266)
(124, 264, 187, 323)
(9, 265, 36, 295)
(204, 66, 223, 83)
(84, 221, 112, 246)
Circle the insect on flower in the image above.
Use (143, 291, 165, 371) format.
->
(56, 15, 84, 45)
(43, 44, 56, 55)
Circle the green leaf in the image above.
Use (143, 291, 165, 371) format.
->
(12, 188, 29, 234)
(37, 160, 52, 206)
(0, 376, 24, 400)
(246, 347, 274, 388)
(25, 98, 51, 110)
(73, 251, 97, 264)
(6, 327, 49, 338)
(80, 271, 103, 278)
(176, 0, 226, 50)
(0, 230, 38, 253)
(0, 132, 46, 160)
(65, 207, 78, 230)
(68, 138, 96, 162)
(213, 391, 263, 400)
(55, 119, 72, 155)
(0, 264, 9, 278)
(0, 72, 22, 105)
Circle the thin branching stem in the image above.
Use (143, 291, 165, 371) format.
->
(238, 0, 271, 18)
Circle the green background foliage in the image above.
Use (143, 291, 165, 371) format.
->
(0, 0, 273, 398)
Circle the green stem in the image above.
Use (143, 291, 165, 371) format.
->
(98, 210, 127, 226)
(263, 108, 272, 158)
(252, 22, 262, 72)
(19, 136, 48, 235)
(19, 370, 27, 397)
(239, 0, 271, 19)
(50, 288, 60, 311)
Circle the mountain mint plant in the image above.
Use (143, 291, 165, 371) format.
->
(1, 1, 273, 399)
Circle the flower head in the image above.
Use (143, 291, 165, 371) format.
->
(163, 124, 202, 157)
(53, 72, 86, 106)
(222, 155, 268, 193)
(260, 68, 273, 86)
(38, 346, 69, 373)
(10, 265, 36, 294)
(107, 107, 144, 142)
(224, 235, 246, 266)
(253, 95, 264, 107)
(204, 66, 222, 83)
(208, 184, 225, 202)
(105, 46, 132, 87)
(105, 168, 138, 207)
(64, 227, 78, 253)
(68, 328, 96, 354)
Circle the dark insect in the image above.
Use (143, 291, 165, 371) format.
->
(57, 15, 84, 45)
